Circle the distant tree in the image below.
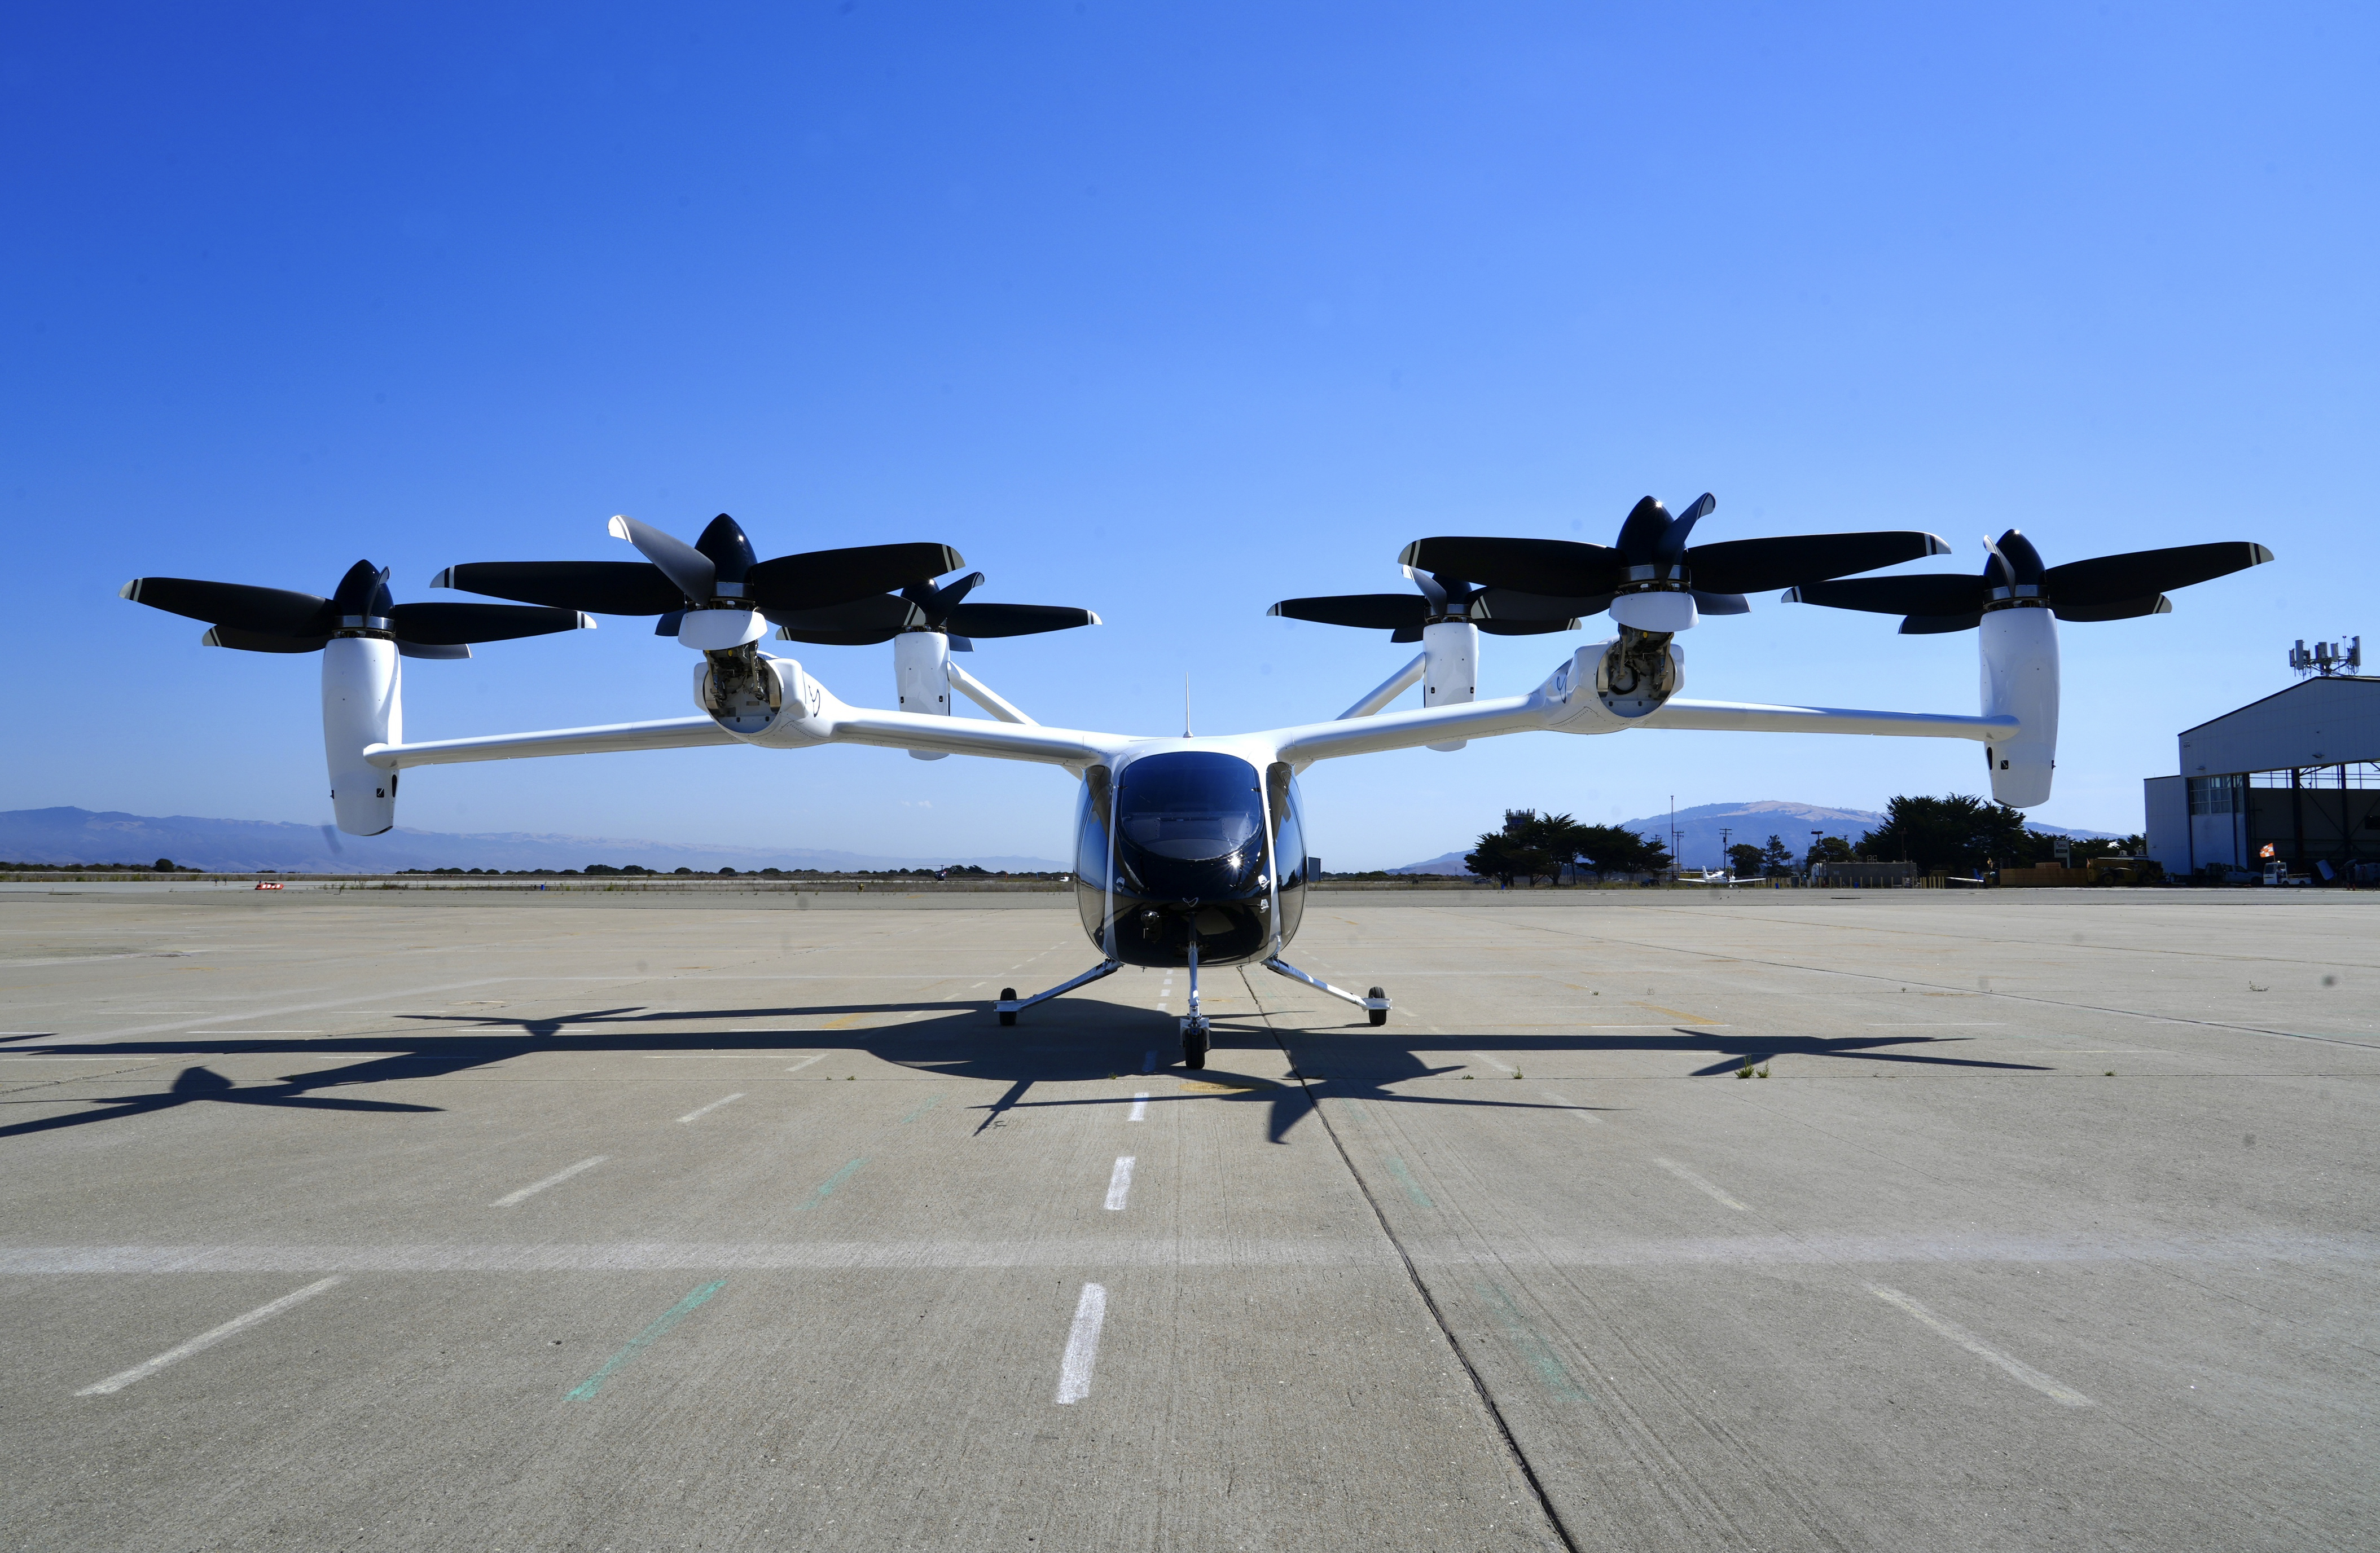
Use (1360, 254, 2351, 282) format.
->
(1467, 810, 1672, 886)
(1726, 842, 1766, 878)
(1856, 794, 2056, 876)
(1804, 835, 1856, 872)
(1569, 822, 1669, 879)
(1757, 835, 1795, 877)
(1466, 811, 1539, 887)
(153, 857, 176, 872)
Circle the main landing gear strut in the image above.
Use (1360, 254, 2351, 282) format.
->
(1262, 957, 1391, 1027)
(994, 944, 1391, 1070)
(995, 960, 1119, 1027)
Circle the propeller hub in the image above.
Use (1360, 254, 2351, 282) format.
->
(336, 615, 393, 633)
(1621, 565, 1689, 587)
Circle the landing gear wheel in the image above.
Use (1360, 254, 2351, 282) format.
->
(998, 987, 1017, 1027)
(1368, 986, 1389, 1028)
(1182, 1019, 1209, 1070)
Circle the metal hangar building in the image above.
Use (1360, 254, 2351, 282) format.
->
(2144, 675, 2380, 878)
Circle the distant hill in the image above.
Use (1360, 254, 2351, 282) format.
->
(0, 808, 1066, 876)
(1391, 799, 2124, 874)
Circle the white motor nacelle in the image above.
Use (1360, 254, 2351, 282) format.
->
(1979, 606, 2058, 806)
(1421, 619, 1477, 751)
(893, 630, 952, 760)
(324, 636, 401, 835)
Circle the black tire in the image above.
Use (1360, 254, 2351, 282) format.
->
(1183, 1024, 1208, 1069)
(998, 987, 1017, 1027)
(1368, 986, 1389, 1027)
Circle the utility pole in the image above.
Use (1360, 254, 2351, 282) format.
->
(1720, 826, 1733, 876)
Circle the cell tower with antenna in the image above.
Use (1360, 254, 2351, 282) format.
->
(2288, 636, 2362, 677)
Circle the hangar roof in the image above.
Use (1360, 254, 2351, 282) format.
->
(2177, 676, 2380, 776)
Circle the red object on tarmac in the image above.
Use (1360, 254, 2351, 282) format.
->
(253, 881, 284, 890)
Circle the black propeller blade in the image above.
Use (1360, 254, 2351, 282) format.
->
(1469, 587, 1614, 623)
(437, 513, 968, 618)
(2042, 542, 2272, 607)
(1400, 494, 1951, 607)
(433, 561, 685, 615)
(1268, 595, 1431, 632)
(123, 560, 592, 657)
(1683, 533, 1956, 596)
(1395, 537, 1623, 598)
(770, 569, 1100, 648)
(1784, 530, 2271, 633)
(767, 594, 920, 646)
(1268, 561, 1522, 639)
(1776, 574, 1996, 617)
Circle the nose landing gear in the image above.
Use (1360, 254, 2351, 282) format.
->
(1180, 937, 1210, 1069)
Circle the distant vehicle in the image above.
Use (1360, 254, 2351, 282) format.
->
(253, 881, 283, 890)
(125, 499, 2271, 1068)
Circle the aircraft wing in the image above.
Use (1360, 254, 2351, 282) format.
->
(367, 717, 741, 769)
(1643, 699, 2014, 742)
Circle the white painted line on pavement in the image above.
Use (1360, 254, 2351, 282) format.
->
(677, 1093, 745, 1124)
(1865, 1283, 2095, 1406)
(1653, 1156, 1747, 1211)
(1540, 1090, 1598, 1123)
(1127, 1092, 1149, 1121)
(1141, 1049, 1157, 1075)
(1054, 1282, 1108, 1404)
(783, 1054, 827, 1074)
(76, 1277, 346, 1396)
(1105, 1156, 1136, 1210)
(492, 1156, 607, 1207)
(1468, 1052, 1514, 1075)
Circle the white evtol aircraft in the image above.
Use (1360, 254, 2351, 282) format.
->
(122, 499, 2271, 1068)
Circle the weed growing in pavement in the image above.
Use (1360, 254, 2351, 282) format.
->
(1757, 1066, 1771, 1079)
(1736, 1063, 1755, 1079)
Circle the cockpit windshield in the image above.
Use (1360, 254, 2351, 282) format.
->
(1115, 753, 1265, 865)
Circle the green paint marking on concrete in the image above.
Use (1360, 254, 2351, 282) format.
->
(1479, 1281, 1589, 1402)
(565, 1279, 726, 1400)
(896, 1097, 941, 1124)
(1382, 1155, 1433, 1208)
(793, 1156, 868, 1209)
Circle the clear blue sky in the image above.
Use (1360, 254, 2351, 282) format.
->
(4, 3, 2371, 868)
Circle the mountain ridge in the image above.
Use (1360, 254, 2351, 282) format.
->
(0, 807, 1066, 876)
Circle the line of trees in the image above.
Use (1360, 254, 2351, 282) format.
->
(1852, 794, 2141, 877)
(1464, 810, 1671, 886)
(1455, 795, 2147, 887)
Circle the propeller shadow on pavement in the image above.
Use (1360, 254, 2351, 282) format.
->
(0, 1061, 439, 1142)
(0, 993, 2045, 1147)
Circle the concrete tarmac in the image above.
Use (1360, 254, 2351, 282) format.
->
(0, 888, 2373, 1551)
